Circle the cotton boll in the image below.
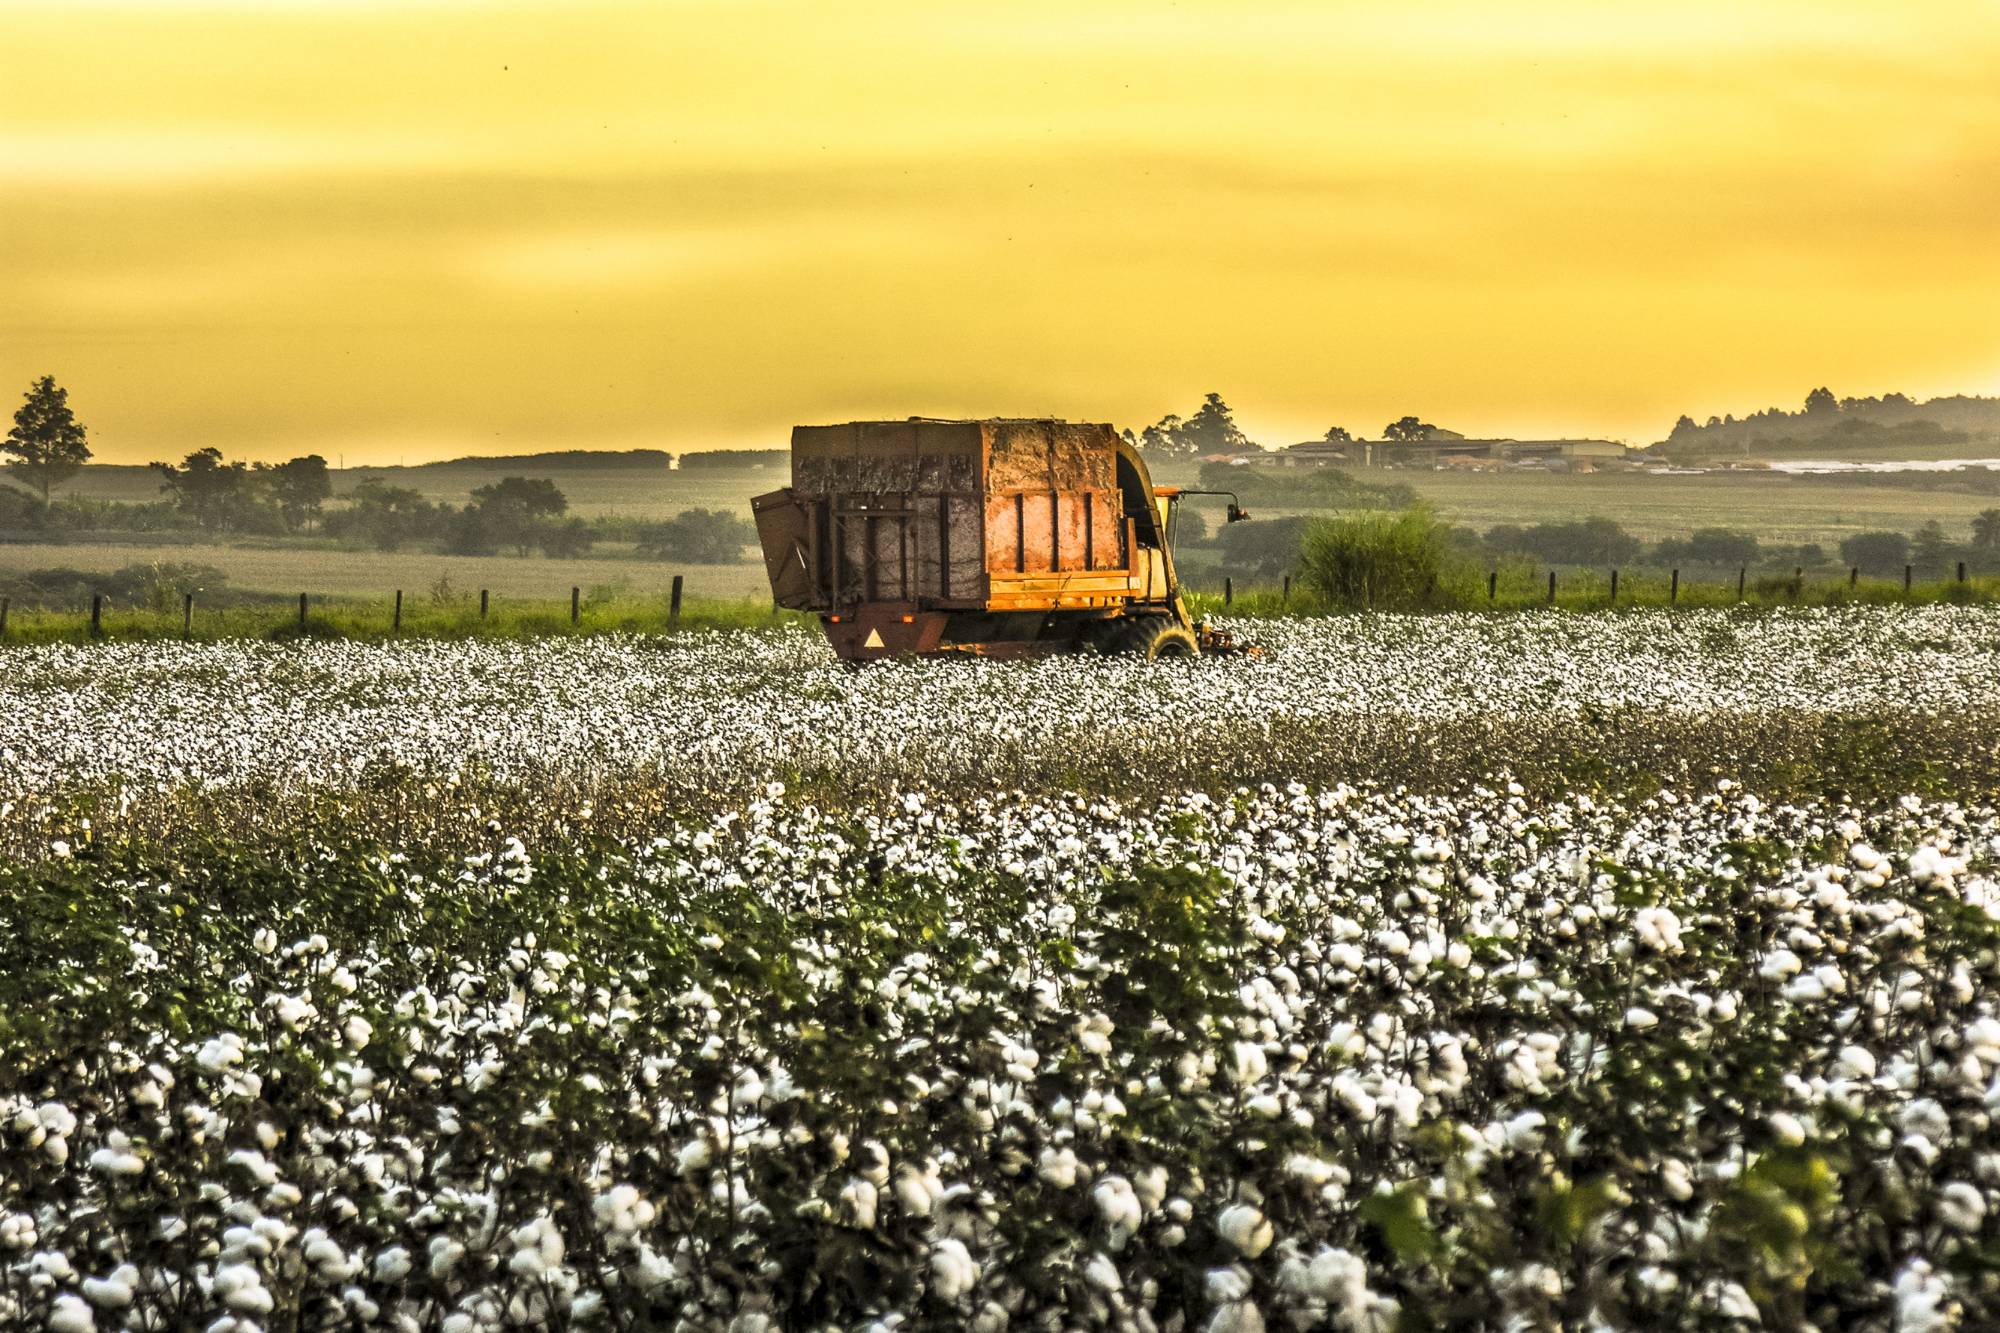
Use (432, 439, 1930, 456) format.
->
(1938, 1182, 1987, 1233)
(840, 1178, 879, 1230)
(929, 1238, 977, 1303)
(213, 1263, 273, 1314)
(1502, 1111, 1546, 1152)
(1833, 1045, 1878, 1081)
(1093, 1175, 1143, 1248)
(1038, 1147, 1080, 1189)
(373, 1246, 412, 1282)
(1229, 1042, 1268, 1088)
(1083, 1251, 1123, 1292)
(48, 1294, 95, 1333)
(1768, 1112, 1808, 1147)
(1634, 907, 1682, 953)
(81, 1265, 138, 1309)
(1217, 1204, 1273, 1259)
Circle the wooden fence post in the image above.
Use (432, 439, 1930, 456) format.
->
(1224, 577, 1233, 608)
(1737, 567, 1746, 600)
(1546, 570, 1556, 604)
(0, 596, 9, 636)
(480, 589, 489, 618)
(1959, 561, 1968, 584)
(1904, 564, 1913, 593)
(669, 574, 684, 629)
(90, 594, 103, 638)
(1488, 569, 1497, 601)
(1609, 569, 1619, 601)
(1793, 567, 1803, 599)
(299, 592, 308, 628)
(1282, 574, 1290, 606)
(571, 586, 580, 624)
(393, 589, 403, 632)
(1850, 566, 1858, 588)
(183, 592, 193, 639)
(1671, 569, 1679, 603)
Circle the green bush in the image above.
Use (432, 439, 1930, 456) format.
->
(1297, 506, 1472, 610)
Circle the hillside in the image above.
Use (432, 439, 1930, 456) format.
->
(1655, 389, 2000, 459)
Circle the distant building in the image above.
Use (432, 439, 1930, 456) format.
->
(1275, 437, 1628, 468)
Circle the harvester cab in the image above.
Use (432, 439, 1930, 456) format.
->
(752, 418, 1256, 662)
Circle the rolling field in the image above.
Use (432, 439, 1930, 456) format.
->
(5, 608, 2000, 1330)
(0, 539, 770, 604)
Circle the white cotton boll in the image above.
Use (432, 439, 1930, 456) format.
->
(82, 1264, 138, 1309)
(1634, 907, 1682, 953)
(1938, 1182, 1986, 1233)
(253, 928, 277, 955)
(1206, 1265, 1252, 1305)
(1244, 1094, 1283, 1120)
(1893, 1259, 1951, 1333)
(0, 1213, 37, 1251)
(1038, 1147, 1080, 1189)
(1759, 949, 1803, 981)
(343, 1016, 372, 1050)
(1503, 1111, 1546, 1151)
(88, 1136, 144, 1178)
(373, 1246, 412, 1282)
(929, 1238, 977, 1303)
(1661, 1159, 1694, 1202)
(427, 1237, 464, 1277)
(1229, 1042, 1268, 1088)
(1285, 1155, 1339, 1187)
(1217, 1204, 1273, 1259)
(840, 1178, 879, 1230)
(1833, 1045, 1878, 1081)
(1768, 1112, 1807, 1146)
(1624, 1007, 1659, 1030)
(48, 1294, 95, 1333)
(213, 1263, 273, 1314)
(1084, 1251, 1123, 1292)
(197, 1035, 244, 1073)
(228, 1150, 279, 1187)
(894, 1164, 942, 1219)
(1093, 1175, 1143, 1246)
(675, 1138, 712, 1174)
(1206, 1296, 1265, 1333)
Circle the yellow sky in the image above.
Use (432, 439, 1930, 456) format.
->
(4, 0, 1998, 465)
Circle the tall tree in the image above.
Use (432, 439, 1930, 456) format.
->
(1177, 393, 1252, 455)
(257, 455, 333, 531)
(1973, 509, 2000, 551)
(153, 447, 250, 531)
(1134, 393, 1257, 457)
(5, 375, 92, 503)
(1322, 425, 1353, 443)
(1804, 386, 1839, 416)
(1382, 416, 1438, 441)
(470, 476, 569, 556)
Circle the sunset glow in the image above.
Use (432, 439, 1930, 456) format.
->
(4, 0, 1997, 463)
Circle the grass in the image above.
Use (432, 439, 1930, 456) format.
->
(1, 569, 1993, 646)
(0, 591, 807, 645)
(1192, 568, 2000, 617)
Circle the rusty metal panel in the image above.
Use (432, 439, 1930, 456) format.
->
(751, 489, 816, 610)
(791, 421, 983, 497)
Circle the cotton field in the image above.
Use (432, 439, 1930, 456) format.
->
(0, 606, 1996, 850)
(5, 610, 2000, 1330)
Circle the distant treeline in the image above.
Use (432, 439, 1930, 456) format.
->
(1186, 508, 2000, 581)
(0, 452, 757, 564)
(1660, 387, 2000, 455)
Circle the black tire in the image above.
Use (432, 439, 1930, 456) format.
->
(1112, 616, 1200, 660)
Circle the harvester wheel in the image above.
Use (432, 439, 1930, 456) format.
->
(1115, 617, 1200, 660)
